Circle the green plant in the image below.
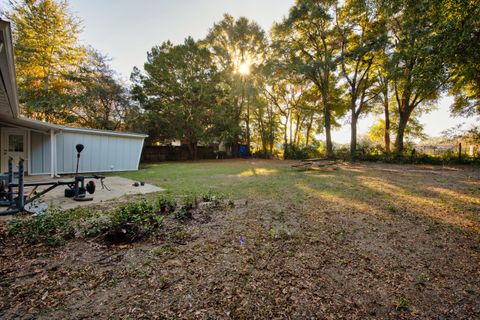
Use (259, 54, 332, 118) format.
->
(267, 226, 293, 240)
(151, 244, 174, 257)
(395, 297, 410, 311)
(284, 142, 323, 160)
(385, 204, 399, 214)
(201, 190, 224, 205)
(105, 201, 164, 243)
(268, 228, 277, 239)
(156, 194, 177, 214)
(6, 208, 78, 246)
(175, 195, 196, 220)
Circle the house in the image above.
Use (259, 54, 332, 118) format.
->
(0, 19, 146, 176)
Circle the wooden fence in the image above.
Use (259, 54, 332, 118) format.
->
(140, 145, 217, 163)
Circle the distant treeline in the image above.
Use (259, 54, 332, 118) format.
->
(4, 0, 480, 160)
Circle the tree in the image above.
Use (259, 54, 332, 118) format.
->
(438, 0, 480, 118)
(374, 54, 392, 153)
(69, 49, 131, 130)
(382, 0, 449, 154)
(336, 0, 386, 158)
(337, 1, 385, 159)
(205, 14, 268, 155)
(273, 0, 341, 157)
(262, 71, 310, 152)
(368, 108, 427, 149)
(4, 0, 84, 122)
(131, 38, 226, 159)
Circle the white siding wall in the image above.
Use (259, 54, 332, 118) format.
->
(30, 131, 51, 174)
(30, 131, 144, 175)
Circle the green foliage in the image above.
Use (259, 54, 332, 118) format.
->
(5, 190, 235, 246)
(440, 0, 480, 117)
(110, 201, 163, 233)
(4, 0, 479, 162)
(131, 37, 229, 158)
(151, 244, 174, 257)
(381, 0, 450, 153)
(6, 201, 164, 245)
(348, 150, 480, 165)
(6, 208, 93, 246)
(156, 194, 177, 214)
(395, 297, 410, 311)
(5, 0, 84, 122)
(68, 48, 133, 130)
(175, 195, 196, 220)
(284, 143, 322, 160)
(201, 190, 225, 204)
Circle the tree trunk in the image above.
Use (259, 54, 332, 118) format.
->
(323, 102, 333, 158)
(305, 113, 313, 146)
(289, 116, 293, 145)
(394, 111, 410, 155)
(268, 104, 274, 157)
(384, 99, 391, 153)
(259, 117, 267, 157)
(350, 111, 358, 160)
(246, 107, 251, 157)
(186, 141, 197, 160)
(293, 113, 301, 146)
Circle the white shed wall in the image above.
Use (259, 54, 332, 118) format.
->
(55, 131, 144, 174)
(29, 131, 144, 175)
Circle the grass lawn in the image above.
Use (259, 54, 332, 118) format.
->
(1, 159, 479, 319)
(119, 159, 480, 230)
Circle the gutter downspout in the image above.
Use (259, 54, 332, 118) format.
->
(50, 129, 56, 177)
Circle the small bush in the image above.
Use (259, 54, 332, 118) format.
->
(6, 192, 231, 246)
(7, 201, 165, 245)
(284, 143, 323, 160)
(106, 201, 164, 243)
(252, 149, 273, 159)
(156, 194, 177, 214)
(6, 208, 86, 246)
(201, 190, 225, 204)
(175, 195, 196, 220)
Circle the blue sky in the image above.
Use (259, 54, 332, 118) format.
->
(6, 0, 478, 142)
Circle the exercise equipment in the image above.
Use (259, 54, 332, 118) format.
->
(0, 144, 107, 215)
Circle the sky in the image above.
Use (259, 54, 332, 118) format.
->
(5, 0, 478, 143)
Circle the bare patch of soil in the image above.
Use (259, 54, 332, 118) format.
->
(1, 163, 479, 319)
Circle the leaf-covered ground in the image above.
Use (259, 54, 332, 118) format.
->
(1, 160, 479, 319)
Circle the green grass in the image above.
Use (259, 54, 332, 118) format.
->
(116, 159, 480, 231)
(117, 159, 371, 203)
(118, 159, 310, 200)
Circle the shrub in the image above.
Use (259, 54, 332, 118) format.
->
(6, 208, 86, 246)
(284, 143, 323, 160)
(6, 192, 232, 246)
(252, 149, 273, 159)
(106, 201, 164, 243)
(201, 190, 225, 204)
(7, 201, 165, 245)
(175, 195, 196, 220)
(156, 194, 177, 214)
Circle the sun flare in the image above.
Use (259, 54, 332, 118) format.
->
(238, 61, 250, 75)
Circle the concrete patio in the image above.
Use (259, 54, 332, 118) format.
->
(24, 175, 163, 210)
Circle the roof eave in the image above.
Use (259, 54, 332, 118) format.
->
(0, 19, 20, 118)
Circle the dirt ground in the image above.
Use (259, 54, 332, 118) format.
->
(0, 161, 479, 319)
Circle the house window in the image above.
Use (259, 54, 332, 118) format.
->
(8, 135, 24, 152)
